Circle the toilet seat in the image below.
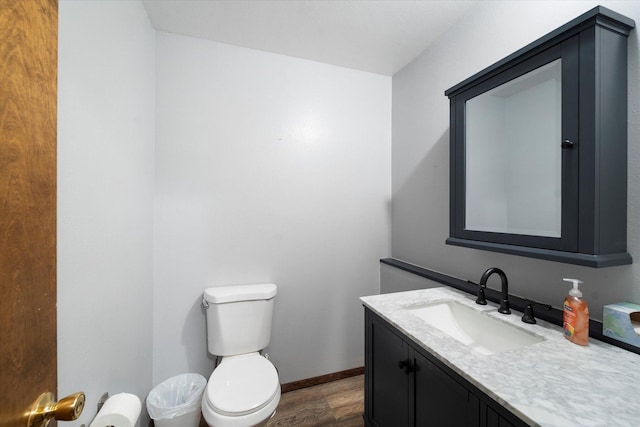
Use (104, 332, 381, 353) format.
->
(205, 353, 279, 417)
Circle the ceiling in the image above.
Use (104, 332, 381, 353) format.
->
(141, 0, 479, 76)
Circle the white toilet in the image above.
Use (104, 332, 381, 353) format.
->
(201, 283, 281, 427)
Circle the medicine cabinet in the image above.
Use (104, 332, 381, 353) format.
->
(445, 6, 635, 267)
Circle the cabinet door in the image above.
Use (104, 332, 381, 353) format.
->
(414, 351, 478, 426)
(367, 314, 410, 427)
(450, 35, 579, 253)
(482, 403, 529, 427)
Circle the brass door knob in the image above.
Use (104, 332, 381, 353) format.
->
(26, 392, 85, 427)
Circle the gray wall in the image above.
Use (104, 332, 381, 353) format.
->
(391, 0, 640, 319)
(380, 263, 443, 294)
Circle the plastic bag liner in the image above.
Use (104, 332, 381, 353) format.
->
(146, 373, 207, 420)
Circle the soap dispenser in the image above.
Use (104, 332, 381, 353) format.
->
(563, 278, 589, 345)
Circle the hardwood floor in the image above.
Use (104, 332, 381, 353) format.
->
(267, 375, 364, 426)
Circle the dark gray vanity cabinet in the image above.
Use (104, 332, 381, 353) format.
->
(364, 308, 528, 427)
(445, 6, 635, 268)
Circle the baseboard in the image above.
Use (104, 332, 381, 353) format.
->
(280, 366, 364, 393)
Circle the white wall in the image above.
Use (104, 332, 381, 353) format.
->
(57, 1, 155, 426)
(57, 1, 390, 416)
(153, 33, 391, 384)
(392, 1, 640, 318)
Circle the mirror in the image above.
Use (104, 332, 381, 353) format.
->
(464, 59, 562, 238)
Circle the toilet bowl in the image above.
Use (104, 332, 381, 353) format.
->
(201, 353, 280, 427)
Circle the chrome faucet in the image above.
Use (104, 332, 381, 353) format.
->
(475, 267, 511, 314)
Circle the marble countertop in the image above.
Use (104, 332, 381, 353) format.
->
(361, 287, 640, 427)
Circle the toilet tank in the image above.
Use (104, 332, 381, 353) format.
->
(203, 283, 277, 356)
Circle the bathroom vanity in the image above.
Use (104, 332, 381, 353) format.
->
(364, 307, 527, 427)
(362, 287, 640, 427)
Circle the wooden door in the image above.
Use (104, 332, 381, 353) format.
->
(0, 0, 58, 426)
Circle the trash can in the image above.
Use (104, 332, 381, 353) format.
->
(146, 373, 207, 427)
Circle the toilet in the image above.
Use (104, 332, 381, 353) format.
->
(201, 283, 281, 427)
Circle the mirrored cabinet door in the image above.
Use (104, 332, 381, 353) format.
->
(465, 58, 562, 238)
(451, 37, 579, 253)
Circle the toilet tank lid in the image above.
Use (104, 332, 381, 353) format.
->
(204, 283, 277, 304)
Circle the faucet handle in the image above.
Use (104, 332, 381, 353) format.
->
(521, 299, 552, 324)
(522, 300, 536, 324)
(475, 286, 487, 305)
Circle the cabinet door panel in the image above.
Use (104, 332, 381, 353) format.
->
(486, 406, 501, 426)
(485, 406, 519, 427)
(451, 38, 579, 252)
(370, 316, 410, 427)
(414, 351, 477, 427)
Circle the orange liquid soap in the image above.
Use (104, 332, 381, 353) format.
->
(563, 278, 589, 346)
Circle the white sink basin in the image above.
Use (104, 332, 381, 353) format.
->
(407, 300, 545, 355)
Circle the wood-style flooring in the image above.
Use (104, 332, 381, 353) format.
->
(267, 375, 364, 426)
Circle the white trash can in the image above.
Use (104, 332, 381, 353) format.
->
(146, 373, 206, 427)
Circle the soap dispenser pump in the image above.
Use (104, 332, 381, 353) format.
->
(563, 278, 589, 345)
